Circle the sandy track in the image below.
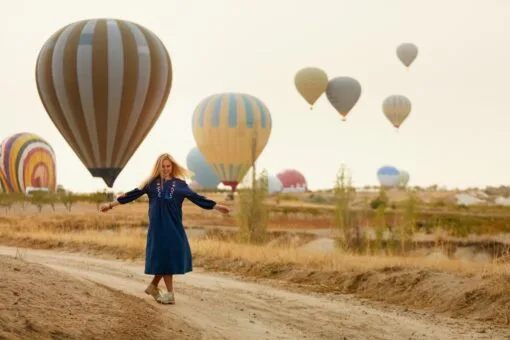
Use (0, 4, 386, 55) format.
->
(0, 246, 507, 340)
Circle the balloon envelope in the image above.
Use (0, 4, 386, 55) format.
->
(377, 166, 400, 188)
(396, 43, 418, 67)
(186, 146, 220, 190)
(191, 93, 272, 191)
(35, 18, 173, 187)
(399, 170, 410, 187)
(0, 168, 9, 193)
(0, 132, 57, 193)
(325, 77, 362, 120)
(267, 175, 283, 193)
(382, 95, 411, 128)
(277, 169, 307, 193)
(294, 67, 328, 108)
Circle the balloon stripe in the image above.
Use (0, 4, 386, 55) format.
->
(64, 21, 96, 167)
(113, 21, 150, 167)
(252, 97, 266, 128)
(53, 22, 94, 167)
(211, 95, 223, 128)
(91, 20, 109, 166)
(105, 19, 124, 167)
(241, 95, 254, 128)
(36, 28, 84, 167)
(118, 25, 170, 167)
(197, 96, 210, 128)
(77, 19, 100, 167)
(228, 93, 237, 128)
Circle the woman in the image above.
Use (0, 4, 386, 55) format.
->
(99, 153, 230, 305)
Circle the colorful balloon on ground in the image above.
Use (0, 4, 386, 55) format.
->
(396, 43, 418, 68)
(186, 146, 220, 190)
(192, 93, 272, 192)
(0, 132, 57, 193)
(382, 95, 411, 129)
(35, 18, 173, 187)
(399, 170, 410, 187)
(277, 169, 307, 193)
(377, 166, 400, 188)
(325, 77, 362, 121)
(0, 169, 9, 193)
(294, 67, 328, 109)
(267, 175, 283, 194)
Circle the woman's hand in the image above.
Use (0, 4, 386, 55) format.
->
(99, 202, 112, 212)
(214, 204, 230, 214)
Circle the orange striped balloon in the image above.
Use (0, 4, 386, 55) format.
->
(0, 133, 56, 193)
(35, 18, 173, 187)
(0, 169, 10, 193)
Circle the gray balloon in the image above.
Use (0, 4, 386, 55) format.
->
(396, 43, 418, 67)
(325, 77, 362, 120)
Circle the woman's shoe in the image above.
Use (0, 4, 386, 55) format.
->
(144, 283, 162, 302)
(157, 291, 175, 305)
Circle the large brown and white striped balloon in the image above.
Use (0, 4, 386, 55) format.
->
(35, 18, 172, 187)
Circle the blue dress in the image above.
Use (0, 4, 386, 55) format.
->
(117, 177, 216, 275)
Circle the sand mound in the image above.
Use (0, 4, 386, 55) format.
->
(0, 254, 198, 340)
(196, 257, 510, 326)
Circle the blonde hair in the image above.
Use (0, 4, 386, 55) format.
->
(138, 153, 193, 189)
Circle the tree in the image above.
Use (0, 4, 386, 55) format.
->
(58, 190, 78, 212)
(235, 132, 268, 244)
(28, 191, 52, 213)
(332, 165, 359, 251)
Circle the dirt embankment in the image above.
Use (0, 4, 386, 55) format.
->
(0, 254, 200, 340)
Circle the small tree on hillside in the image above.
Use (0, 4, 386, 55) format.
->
(89, 191, 109, 210)
(332, 165, 359, 251)
(235, 132, 268, 244)
(58, 189, 78, 212)
(28, 191, 52, 213)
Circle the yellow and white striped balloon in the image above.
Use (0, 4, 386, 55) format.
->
(382, 95, 412, 129)
(191, 93, 272, 191)
(35, 18, 172, 187)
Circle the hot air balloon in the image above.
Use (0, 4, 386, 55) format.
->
(277, 169, 307, 193)
(377, 166, 400, 188)
(0, 133, 57, 193)
(267, 175, 283, 194)
(0, 169, 10, 193)
(192, 93, 272, 192)
(396, 43, 418, 68)
(398, 170, 410, 187)
(189, 180, 201, 191)
(186, 146, 220, 190)
(382, 95, 411, 129)
(294, 67, 328, 109)
(325, 77, 362, 121)
(35, 18, 173, 188)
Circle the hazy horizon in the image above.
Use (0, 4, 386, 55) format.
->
(2, 0, 509, 193)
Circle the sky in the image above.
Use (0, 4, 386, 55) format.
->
(2, 0, 510, 193)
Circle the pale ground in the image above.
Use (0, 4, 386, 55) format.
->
(1, 246, 508, 340)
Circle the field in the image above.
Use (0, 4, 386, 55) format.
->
(1, 189, 510, 338)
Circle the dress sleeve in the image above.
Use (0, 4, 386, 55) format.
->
(181, 181, 216, 210)
(116, 186, 148, 204)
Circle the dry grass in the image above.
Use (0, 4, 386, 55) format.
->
(1, 202, 510, 326)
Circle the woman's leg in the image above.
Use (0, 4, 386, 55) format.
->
(151, 275, 163, 286)
(163, 275, 173, 292)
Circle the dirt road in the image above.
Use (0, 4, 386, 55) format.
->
(0, 246, 507, 340)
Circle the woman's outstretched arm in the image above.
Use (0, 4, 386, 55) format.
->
(180, 180, 230, 213)
(99, 186, 147, 212)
